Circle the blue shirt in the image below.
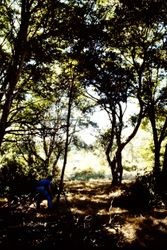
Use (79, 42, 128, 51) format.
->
(37, 179, 51, 189)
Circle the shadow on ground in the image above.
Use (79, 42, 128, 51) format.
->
(0, 180, 167, 250)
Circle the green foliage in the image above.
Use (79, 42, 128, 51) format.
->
(123, 164, 137, 172)
(0, 0, 166, 185)
(130, 115, 138, 126)
(114, 172, 166, 210)
(70, 167, 106, 181)
(0, 159, 36, 195)
(129, 173, 167, 209)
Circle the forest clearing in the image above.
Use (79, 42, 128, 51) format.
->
(0, 1, 167, 249)
(0, 179, 167, 250)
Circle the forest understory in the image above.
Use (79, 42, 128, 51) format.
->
(0, 180, 167, 250)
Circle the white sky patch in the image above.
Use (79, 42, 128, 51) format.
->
(79, 98, 139, 145)
(79, 108, 110, 145)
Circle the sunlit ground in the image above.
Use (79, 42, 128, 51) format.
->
(0, 179, 167, 249)
(65, 180, 167, 247)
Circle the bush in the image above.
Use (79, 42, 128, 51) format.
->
(113, 173, 158, 210)
(70, 168, 105, 181)
(0, 160, 37, 196)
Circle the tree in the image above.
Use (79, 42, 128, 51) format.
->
(67, 0, 145, 185)
(56, 58, 96, 201)
(114, 0, 167, 182)
(94, 0, 167, 185)
(0, 0, 76, 148)
(67, 0, 167, 185)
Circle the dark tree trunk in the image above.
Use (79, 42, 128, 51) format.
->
(106, 107, 143, 186)
(110, 149, 123, 186)
(116, 149, 123, 184)
(153, 143, 161, 178)
(149, 106, 161, 181)
(57, 81, 74, 204)
(162, 144, 167, 175)
(0, 0, 30, 147)
(161, 144, 167, 191)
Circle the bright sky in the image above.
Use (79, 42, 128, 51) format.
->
(79, 97, 139, 145)
(79, 108, 110, 144)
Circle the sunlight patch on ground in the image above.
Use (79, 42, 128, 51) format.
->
(105, 215, 145, 243)
(110, 207, 128, 214)
(121, 221, 142, 243)
(91, 195, 109, 203)
(0, 197, 8, 207)
(71, 207, 86, 215)
(109, 189, 124, 199)
(97, 209, 109, 215)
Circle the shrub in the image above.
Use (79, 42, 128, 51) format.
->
(113, 173, 158, 210)
(0, 159, 37, 196)
(70, 168, 105, 181)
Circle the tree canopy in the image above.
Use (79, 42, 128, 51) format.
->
(0, 0, 166, 188)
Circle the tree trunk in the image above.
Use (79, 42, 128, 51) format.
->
(161, 144, 167, 191)
(105, 106, 143, 186)
(110, 149, 123, 186)
(149, 106, 161, 181)
(0, 0, 29, 147)
(116, 149, 123, 184)
(162, 144, 167, 174)
(57, 81, 74, 204)
(153, 143, 161, 178)
(110, 157, 118, 186)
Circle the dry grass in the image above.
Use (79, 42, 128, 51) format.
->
(64, 180, 167, 249)
(0, 179, 167, 249)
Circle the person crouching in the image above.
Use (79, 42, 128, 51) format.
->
(35, 175, 53, 210)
